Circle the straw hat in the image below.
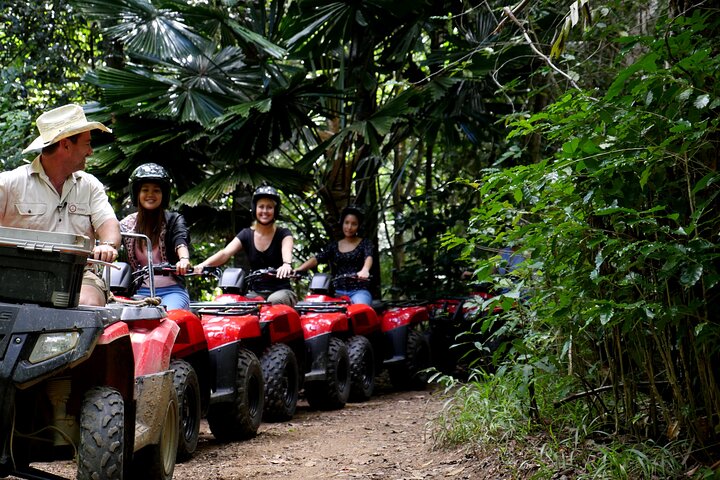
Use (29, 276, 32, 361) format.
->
(23, 104, 112, 154)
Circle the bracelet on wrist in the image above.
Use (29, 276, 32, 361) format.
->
(179, 256, 190, 260)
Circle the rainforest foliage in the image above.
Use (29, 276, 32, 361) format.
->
(1, 0, 719, 472)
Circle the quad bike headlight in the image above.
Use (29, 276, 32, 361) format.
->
(29, 332, 80, 364)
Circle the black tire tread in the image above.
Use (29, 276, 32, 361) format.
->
(305, 337, 350, 410)
(170, 359, 201, 462)
(77, 387, 125, 480)
(260, 343, 299, 422)
(347, 335, 375, 402)
(207, 348, 264, 441)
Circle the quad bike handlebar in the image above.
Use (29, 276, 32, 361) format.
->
(149, 263, 221, 278)
(246, 267, 305, 282)
(330, 272, 371, 285)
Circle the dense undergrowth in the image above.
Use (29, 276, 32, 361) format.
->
(430, 5, 720, 478)
(430, 369, 705, 479)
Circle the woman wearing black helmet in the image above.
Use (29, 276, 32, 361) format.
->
(194, 185, 297, 306)
(120, 163, 192, 310)
(295, 205, 373, 305)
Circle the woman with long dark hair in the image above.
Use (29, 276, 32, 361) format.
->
(120, 163, 192, 310)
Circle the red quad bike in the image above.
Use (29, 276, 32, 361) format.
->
(426, 282, 508, 377)
(0, 226, 179, 480)
(300, 273, 432, 399)
(291, 273, 355, 410)
(110, 236, 264, 461)
(191, 268, 304, 422)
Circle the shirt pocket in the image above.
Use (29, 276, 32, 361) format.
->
(14, 202, 48, 216)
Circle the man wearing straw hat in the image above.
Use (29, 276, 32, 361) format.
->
(0, 104, 121, 306)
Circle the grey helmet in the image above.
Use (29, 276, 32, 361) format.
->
(251, 185, 281, 221)
(130, 163, 172, 208)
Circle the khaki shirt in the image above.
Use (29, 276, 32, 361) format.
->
(0, 156, 116, 241)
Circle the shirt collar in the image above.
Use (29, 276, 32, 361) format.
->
(30, 155, 80, 184)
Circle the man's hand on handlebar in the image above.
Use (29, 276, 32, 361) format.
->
(92, 243, 118, 264)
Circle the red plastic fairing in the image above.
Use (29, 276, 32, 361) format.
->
(167, 309, 209, 357)
(98, 321, 130, 344)
(200, 314, 261, 350)
(130, 319, 180, 377)
(300, 312, 349, 340)
(260, 304, 303, 343)
(345, 304, 380, 336)
(381, 306, 428, 333)
(215, 293, 264, 303)
(303, 294, 348, 303)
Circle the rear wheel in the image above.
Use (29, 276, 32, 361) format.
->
(170, 359, 201, 462)
(260, 343, 299, 422)
(132, 388, 178, 480)
(305, 337, 351, 410)
(347, 335, 375, 402)
(207, 348, 264, 441)
(388, 329, 432, 390)
(77, 387, 125, 480)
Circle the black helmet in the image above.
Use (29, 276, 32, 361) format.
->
(340, 205, 365, 224)
(130, 163, 172, 208)
(251, 185, 281, 221)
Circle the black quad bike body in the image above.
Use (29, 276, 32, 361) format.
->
(0, 226, 178, 480)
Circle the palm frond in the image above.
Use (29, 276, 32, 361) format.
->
(73, 0, 208, 61)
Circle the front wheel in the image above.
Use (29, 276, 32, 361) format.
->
(207, 348, 264, 441)
(388, 329, 432, 391)
(347, 335, 375, 402)
(77, 387, 125, 480)
(305, 337, 351, 410)
(171, 359, 201, 462)
(261, 343, 300, 422)
(132, 387, 179, 480)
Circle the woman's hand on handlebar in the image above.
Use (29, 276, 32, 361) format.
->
(357, 268, 371, 280)
(276, 263, 293, 279)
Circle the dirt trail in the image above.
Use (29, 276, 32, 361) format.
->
(25, 379, 493, 480)
(175, 381, 483, 480)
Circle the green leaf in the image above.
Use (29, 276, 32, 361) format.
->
(680, 264, 703, 287)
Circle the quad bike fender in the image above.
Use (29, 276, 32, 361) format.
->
(201, 314, 261, 350)
(260, 305, 303, 344)
(97, 320, 130, 344)
(300, 312, 348, 341)
(166, 309, 208, 358)
(345, 304, 380, 336)
(381, 306, 429, 333)
(206, 341, 242, 404)
(133, 370, 175, 452)
(130, 319, 180, 377)
(383, 324, 410, 366)
(303, 332, 331, 382)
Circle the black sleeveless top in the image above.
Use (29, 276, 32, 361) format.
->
(236, 227, 292, 292)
